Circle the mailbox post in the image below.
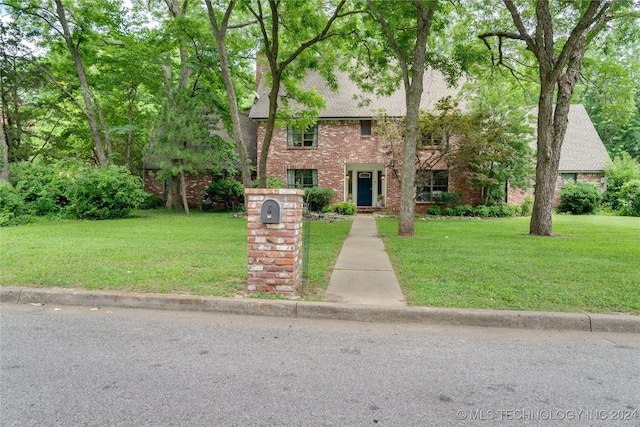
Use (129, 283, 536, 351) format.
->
(245, 189, 304, 296)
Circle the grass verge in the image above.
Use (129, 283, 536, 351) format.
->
(0, 210, 351, 299)
(378, 215, 640, 314)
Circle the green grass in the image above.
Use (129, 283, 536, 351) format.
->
(378, 215, 640, 314)
(0, 210, 352, 299)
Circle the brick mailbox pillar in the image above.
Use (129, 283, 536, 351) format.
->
(245, 188, 304, 296)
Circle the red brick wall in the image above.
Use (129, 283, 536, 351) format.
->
(143, 171, 214, 208)
(256, 120, 481, 212)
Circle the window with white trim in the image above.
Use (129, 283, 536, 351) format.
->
(287, 124, 318, 147)
(287, 169, 318, 189)
(416, 170, 448, 202)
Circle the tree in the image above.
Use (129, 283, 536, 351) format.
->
(203, 0, 254, 191)
(244, 0, 353, 188)
(479, 1, 631, 236)
(457, 86, 535, 205)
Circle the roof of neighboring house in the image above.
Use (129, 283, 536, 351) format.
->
(532, 104, 610, 172)
(248, 68, 459, 120)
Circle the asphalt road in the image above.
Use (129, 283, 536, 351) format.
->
(1, 303, 639, 426)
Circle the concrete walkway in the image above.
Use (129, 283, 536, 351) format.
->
(323, 215, 406, 306)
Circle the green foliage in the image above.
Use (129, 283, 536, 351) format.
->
(427, 205, 441, 216)
(252, 176, 284, 189)
(520, 196, 534, 216)
(603, 152, 640, 210)
(140, 193, 165, 210)
(619, 179, 640, 217)
(432, 191, 461, 207)
(6, 161, 145, 222)
(557, 181, 602, 215)
(324, 202, 356, 215)
(9, 160, 78, 216)
(304, 187, 334, 212)
(453, 205, 474, 217)
(65, 166, 147, 220)
(207, 179, 244, 200)
(0, 181, 29, 226)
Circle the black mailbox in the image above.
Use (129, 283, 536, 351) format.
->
(261, 198, 281, 224)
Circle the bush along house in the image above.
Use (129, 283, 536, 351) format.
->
(249, 65, 610, 213)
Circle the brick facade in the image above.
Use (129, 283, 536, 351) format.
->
(257, 120, 482, 212)
(246, 189, 303, 296)
(143, 171, 213, 208)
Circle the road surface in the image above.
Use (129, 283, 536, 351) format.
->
(1, 303, 638, 426)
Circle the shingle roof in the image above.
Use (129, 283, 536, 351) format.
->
(532, 104, 610, 172)
(248, 68, 459, 119)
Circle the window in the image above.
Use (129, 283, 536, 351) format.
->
(419, 131, 444, 147)
(360, 120, 372, 136)
(287, 169, 318, 189)
(560, 173, 577, 187)
(288, 124, 318, 147)
(416, 170, 448, 202)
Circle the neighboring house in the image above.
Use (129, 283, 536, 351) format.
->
(142, 114, 256, 208)
(250, 66, 610, 212)
(507, 104, 611, 207)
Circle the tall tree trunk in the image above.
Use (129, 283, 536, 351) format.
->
(204, 0, 253, 193)
(180, 168, 190, 215)
(0, 108, 8, 181)
(370, 1, 435, 236)
(165, 175, 182, 211)
(54, 0, 107, 167)
(258, 72, 281, 188)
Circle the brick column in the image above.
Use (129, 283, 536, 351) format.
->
(245, 188, 304, 296)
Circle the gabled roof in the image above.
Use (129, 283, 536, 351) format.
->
(532, 104, 610, 172)
(248, 68, 459, 120)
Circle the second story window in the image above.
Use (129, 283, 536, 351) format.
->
(288, 124, 318, 147)
(360, 120, 372, 136)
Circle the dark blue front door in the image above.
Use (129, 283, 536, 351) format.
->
(357, 173, 372, 206)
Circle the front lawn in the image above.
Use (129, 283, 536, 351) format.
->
(378, 215, 640, 314)
(0, 210, 352, 300)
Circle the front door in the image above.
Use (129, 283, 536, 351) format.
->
(357, 172, 373, 206)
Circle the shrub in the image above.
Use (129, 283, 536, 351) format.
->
(557, 180, 601, 215)
(442, 207, 455, 216)
(9, 161, 73, 216)
(619, 179, 640, 217)
(427, 205, 441, 215)
(207, 178, 244, 200)
(603, 153, 640, 210)
(326, 202, 356, 215)
(474, 205, 490, 217)
(453, 205, 474, 217)
(65, 166, 146, 220)
(0, 181, 29, 226)
(140, 193, 165, 210)
(520, 196, 533, 216)
(304, 187, 334, 212)
(432, 191, 461, 207)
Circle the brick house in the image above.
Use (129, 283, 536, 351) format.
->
(249, 68, 476, 212)
(249, 67, 610, 212)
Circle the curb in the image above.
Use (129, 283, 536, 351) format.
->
(1, 287, 638, 333)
